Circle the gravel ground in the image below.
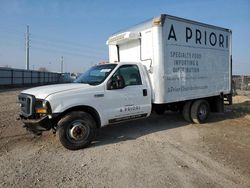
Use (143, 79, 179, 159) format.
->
(0, 89, 250, 188)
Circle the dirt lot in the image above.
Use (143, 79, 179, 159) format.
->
(0, 89, 250, 188)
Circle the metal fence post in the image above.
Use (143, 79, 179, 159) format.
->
(31, 70, 32, 85)
(22, 70, 24, 85)
(38, 71, 40, 84)
(11, 69, 13, 85)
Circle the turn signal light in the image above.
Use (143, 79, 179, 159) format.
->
(36, 108, 47, 114)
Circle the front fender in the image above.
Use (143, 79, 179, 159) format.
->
(46, 94, 107, 127)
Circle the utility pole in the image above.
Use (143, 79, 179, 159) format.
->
(25, 25, 30, 70)
(61, 56, 64, 73)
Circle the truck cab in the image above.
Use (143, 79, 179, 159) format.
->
(19, 62, 152, 150)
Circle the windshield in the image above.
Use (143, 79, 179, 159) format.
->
(74, 64, 117, 85)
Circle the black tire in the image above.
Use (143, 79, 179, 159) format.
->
(155, 107, 165, 115)
(57, 111, 96, 150)
(190, 100, 210, 124)
(182, 101, 193, 122)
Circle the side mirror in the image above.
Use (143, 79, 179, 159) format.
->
(107, 75, 125, 90)
(107, 79, 113, 90)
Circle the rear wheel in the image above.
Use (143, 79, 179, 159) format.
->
(190, 100, 210, 124)
(57, 111, 96, 150)
(182, 101, 193, 123)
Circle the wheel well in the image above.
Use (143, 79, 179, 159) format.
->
(56, 106, 101, 128)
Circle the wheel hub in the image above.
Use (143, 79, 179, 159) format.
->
(199, 105, 207, 120)
(69, 122, 87, 141)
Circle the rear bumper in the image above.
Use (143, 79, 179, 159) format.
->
(20, 115, 53, 134)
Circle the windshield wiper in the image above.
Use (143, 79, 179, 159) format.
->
(88, 81, 101, 85)
(74, 81, 90, 84)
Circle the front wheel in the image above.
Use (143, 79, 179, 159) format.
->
(57, 111, 96, 150)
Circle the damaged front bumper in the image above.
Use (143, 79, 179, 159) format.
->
(20, 115, 53, 135)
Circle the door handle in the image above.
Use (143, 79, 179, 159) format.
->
(143, 89, 147, 96)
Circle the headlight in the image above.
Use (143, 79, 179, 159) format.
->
(35, 100, 51, 114)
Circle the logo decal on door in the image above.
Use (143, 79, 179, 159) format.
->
(119, 105, 141, 113)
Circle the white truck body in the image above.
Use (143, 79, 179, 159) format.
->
(18, 14, 232, 150)
(107, 14, 232, 104)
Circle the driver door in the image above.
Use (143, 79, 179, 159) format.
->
(104, 64, 151, 124)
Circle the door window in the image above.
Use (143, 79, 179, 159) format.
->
(113, 65, 142, 86)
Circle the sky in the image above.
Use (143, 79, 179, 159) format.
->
(0, 0, 249, 74)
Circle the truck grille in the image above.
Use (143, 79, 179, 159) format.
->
(18, 94, 35, 117)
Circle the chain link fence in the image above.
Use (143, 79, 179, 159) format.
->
(233, 75, 250, 90)
(232, 75, 250, 96)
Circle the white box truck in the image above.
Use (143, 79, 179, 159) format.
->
(18, 14, 232, 150)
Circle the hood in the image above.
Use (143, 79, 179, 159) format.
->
(21, 83, 90, 99)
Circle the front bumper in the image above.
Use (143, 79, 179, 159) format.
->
(20, 115, 53, 134)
